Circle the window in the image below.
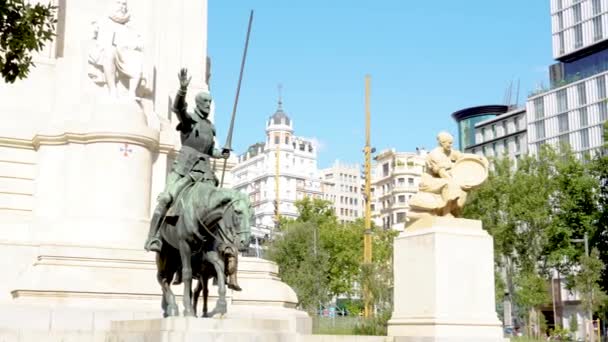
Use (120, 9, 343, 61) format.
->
(574, 24, 583, 49)
(594, 17, 603, 41)
(491, 124, 497, 138)
(557, 11, 564, 30)
(593, 0, 602, 15)
(396, 212, 406, 223)
(514, 116, 520, 130)
(557, 89, 568, 112)
(492, 142, 497, 156)
(382, 163, 389, 177)
(535, 121, 546, 139)
(408, 178, 414, 185)
(534, 97, 545, 119)
(481, 127, 487, 140)
(274, 136, 280, 144)
(398, 195, 406, 203)
(599, 102, 608, 121)
(559, 133, 569, 147)
(502, 121, 508, 135)
(598, 77, 607, 99)
(515, 136, 521, 152)
(536, 142, 544, 153)
(557, 0, 562, 10)
(503, 139, 508, 153)
(581, 128, 590, 148)
(559, 32, 565, 54)
(398, 178, 405, 185)
(577, 82, 587, 105)
(285, 136, 289, 144)
(573, 3, 582, 23)
(558, 113, 569, 133)
(580, 107, 589, 127)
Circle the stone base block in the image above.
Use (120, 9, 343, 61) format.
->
(387, 217, 503, 342)
(107, 317, 297, 342)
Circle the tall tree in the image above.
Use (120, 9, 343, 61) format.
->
(266, 220, 330, 313)
(568, 248, 608, 337)
(0, 0, 56, 83)
(590, 121, 608, 294)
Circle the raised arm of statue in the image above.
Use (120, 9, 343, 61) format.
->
(172, 68, 193, 128)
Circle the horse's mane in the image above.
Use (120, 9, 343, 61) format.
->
(189, 183, 248, 217)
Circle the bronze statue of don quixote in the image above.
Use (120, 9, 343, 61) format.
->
(144, 11, 255, 318)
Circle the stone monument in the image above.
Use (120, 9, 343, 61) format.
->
(0, 0, 311, 340)
(387, 132, 505, 341)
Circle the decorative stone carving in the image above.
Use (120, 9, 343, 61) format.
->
(88, 0, 143, 99)
(408, 131, 489, 222)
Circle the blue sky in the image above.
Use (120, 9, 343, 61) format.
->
(208, 1, 553, 168)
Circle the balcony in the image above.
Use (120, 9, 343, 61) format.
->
(392, 201, 409, 209)
(393, 185, 418, 192)
(392, 165, 422, 176)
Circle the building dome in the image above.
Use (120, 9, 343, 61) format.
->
(269, 107, 290, 126)
(266, 98, 294, 135)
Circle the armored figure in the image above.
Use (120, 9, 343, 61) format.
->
(144, 68, 229, 253)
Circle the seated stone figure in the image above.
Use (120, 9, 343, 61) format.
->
(408, 131, 488, 222)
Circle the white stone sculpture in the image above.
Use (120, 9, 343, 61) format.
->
(408, 131, 489, 222)
(88, 0, 143, 99)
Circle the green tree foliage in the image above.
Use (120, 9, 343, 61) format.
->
(267, 197, 396, 320)
(0, 0, 56, 83)
(569, 248, 607, 316)
(513, 271, 550, 314)
(589, 121, 608, 293)
(266, 220, 330, 313)
(569, 313, 578, 334)
(465, 143, 604, 325)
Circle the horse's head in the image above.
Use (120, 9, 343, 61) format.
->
(224, 190, 253, 249)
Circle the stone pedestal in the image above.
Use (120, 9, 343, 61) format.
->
(387, 217, 503, 342)
(3, 255, 310, 339)
(107, 317, 297, 342)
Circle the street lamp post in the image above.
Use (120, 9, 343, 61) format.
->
(571, 233, 593, 342)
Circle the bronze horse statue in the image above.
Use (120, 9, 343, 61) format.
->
(155, 182, 252, 317)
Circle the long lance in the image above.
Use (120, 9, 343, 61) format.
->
(220, 10, 254, 188)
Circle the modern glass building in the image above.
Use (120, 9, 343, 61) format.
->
(451, 105, 510, 150)
(527, 0, 608, 156)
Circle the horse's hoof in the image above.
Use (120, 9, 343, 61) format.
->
(183, 310, 195, 317)
(202, 313, 209, 318)
(167, 305, 179, 317)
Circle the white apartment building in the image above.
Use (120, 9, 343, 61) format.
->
(320, 161, 364, 223)
(466, 107, 528, 160)
(370, 148, 426, 231)
(231, 102, 322, 242)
